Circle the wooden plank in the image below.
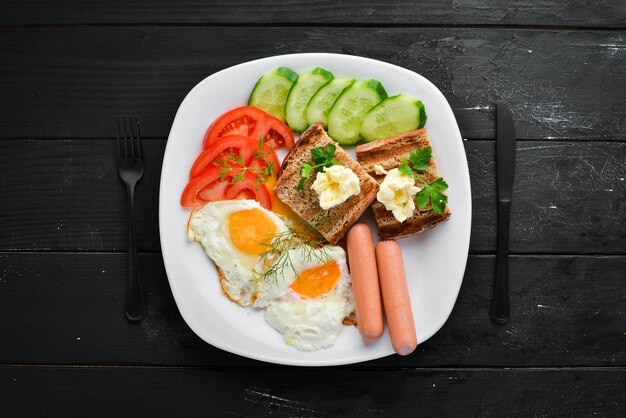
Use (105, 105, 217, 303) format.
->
(0, 139, 162, 252)
(0, 253, 623, 367)
(0, 366, 623, 417)
(1, 139, 624, 253)
(0, 0, 624, 27)
(467, 141, 626, 254)
(1, 28, 624, 140)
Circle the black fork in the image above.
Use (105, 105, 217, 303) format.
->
(117, 117, 147, 322)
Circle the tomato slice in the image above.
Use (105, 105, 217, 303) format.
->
(181, 166, 271, 210)
(181, 165, 225, 207)
(253, 115, 295, 149)
(182, 146, 277, 209)
(203, 106, 294, 149)
(248, 149, 280, 176)
(197, 178, 230, 202)
(189, 135, 258, 179)
(225, 172, 272, 210)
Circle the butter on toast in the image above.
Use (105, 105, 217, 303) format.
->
(274, 123, 379, 244)
(356, 129, 451, 239)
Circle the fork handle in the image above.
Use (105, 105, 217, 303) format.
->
(125, 182, 147, 322)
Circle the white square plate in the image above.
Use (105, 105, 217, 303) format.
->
(159, 53, 471, 366)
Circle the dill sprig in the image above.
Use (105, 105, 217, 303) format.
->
(215, 136, 275, 189)
(255, 226, 333, 283)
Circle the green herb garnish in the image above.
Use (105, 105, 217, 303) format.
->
(398, 146, 449, 214)
(215, 136, 275, 190)
(296, 144, 341, 191)
(255, 226, 332, 283)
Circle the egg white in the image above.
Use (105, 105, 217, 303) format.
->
(187, 199, 287, 306)
(258, 246, 355, 351)
(188, 200, 355, 351)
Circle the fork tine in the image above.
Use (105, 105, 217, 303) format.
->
(129, 118, 139, 161)
(117, 117, 144, 163)
(122, 117, 130, 160)
(126, 117, 135, 160)
(134, 118, 143, 161)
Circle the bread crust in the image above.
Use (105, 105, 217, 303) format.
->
(355, 128, 451, 239)
(274, 123, 379, 244)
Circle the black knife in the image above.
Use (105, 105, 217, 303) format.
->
(491, 103, 516, 324)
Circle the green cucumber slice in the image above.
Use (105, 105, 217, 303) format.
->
(360, 94, 427, 142)
(248, 67, 298, 122)
(327, 79, 387, 145)
(306, 78, 355, 128)
(285, 67, 334, 132)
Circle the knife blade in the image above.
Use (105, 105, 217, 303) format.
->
(491, 102, 516, 324)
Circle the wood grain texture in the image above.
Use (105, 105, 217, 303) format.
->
(1, 253, 623, 367)
(1, 0, 625, 27)
(0, 366, 624, 417)
(1, 28, 625, 140)
(1, 139, 624, 253)
(0, 2, 623, 412)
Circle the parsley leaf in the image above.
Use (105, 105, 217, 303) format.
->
(296, 178, 307, 192)
(400, 146, 449, 214)
(429, 177, 448, 192)
(311, 144, 339, 166)
(429, 188, 448, 214)
(297, 144, 341, 192)
(415, 187, 431, 209)
(297, 162, 316, 191)
(300, 161, 315, 179)
(398, 164, 415, 177)
(408, 147, 431, 171)
(415, 178, 449, 214)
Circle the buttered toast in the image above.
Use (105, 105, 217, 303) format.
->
(356, 129, 451, 239)
(274, 123, 379, 244)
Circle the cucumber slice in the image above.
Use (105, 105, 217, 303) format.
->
(327, 79, 387, 145)
(306, 78, 354, 128)
(285, 68, 334, 132)
(248, 67, 298, 122)
(360, 94, 427, 142)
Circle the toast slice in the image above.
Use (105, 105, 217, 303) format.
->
(355, 128, 451, 240)
(274, 123, 379, 244)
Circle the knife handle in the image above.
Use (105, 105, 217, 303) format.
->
(491, 199, 511, 324)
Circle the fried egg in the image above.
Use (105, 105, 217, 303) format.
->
(187, 200, 287, 306)
(256, 245, 354, 351)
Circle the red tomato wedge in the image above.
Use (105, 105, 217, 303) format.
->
(225, 172, 272, 210)
(190, 135, 259, 179)
(203, 106, 294, 149)
(182, 139, 278, 208)
(248, 148, 281, 176)
(181, 165, 226, 208)
(182, 106, 287, 210)
(197, 178, 231, 202)
(181, 165, 272, 210)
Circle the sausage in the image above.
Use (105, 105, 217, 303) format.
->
(375, 240, 417, 356)
(347, 224, 384, 341)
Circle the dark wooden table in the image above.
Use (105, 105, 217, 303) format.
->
(1, 1, 625, 416)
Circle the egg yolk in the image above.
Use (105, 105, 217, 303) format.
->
(265, 175, 300, 220)
(265, 175, 321, 238)
(228, 209, 277, 255)
(290, 262, 340, 299)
